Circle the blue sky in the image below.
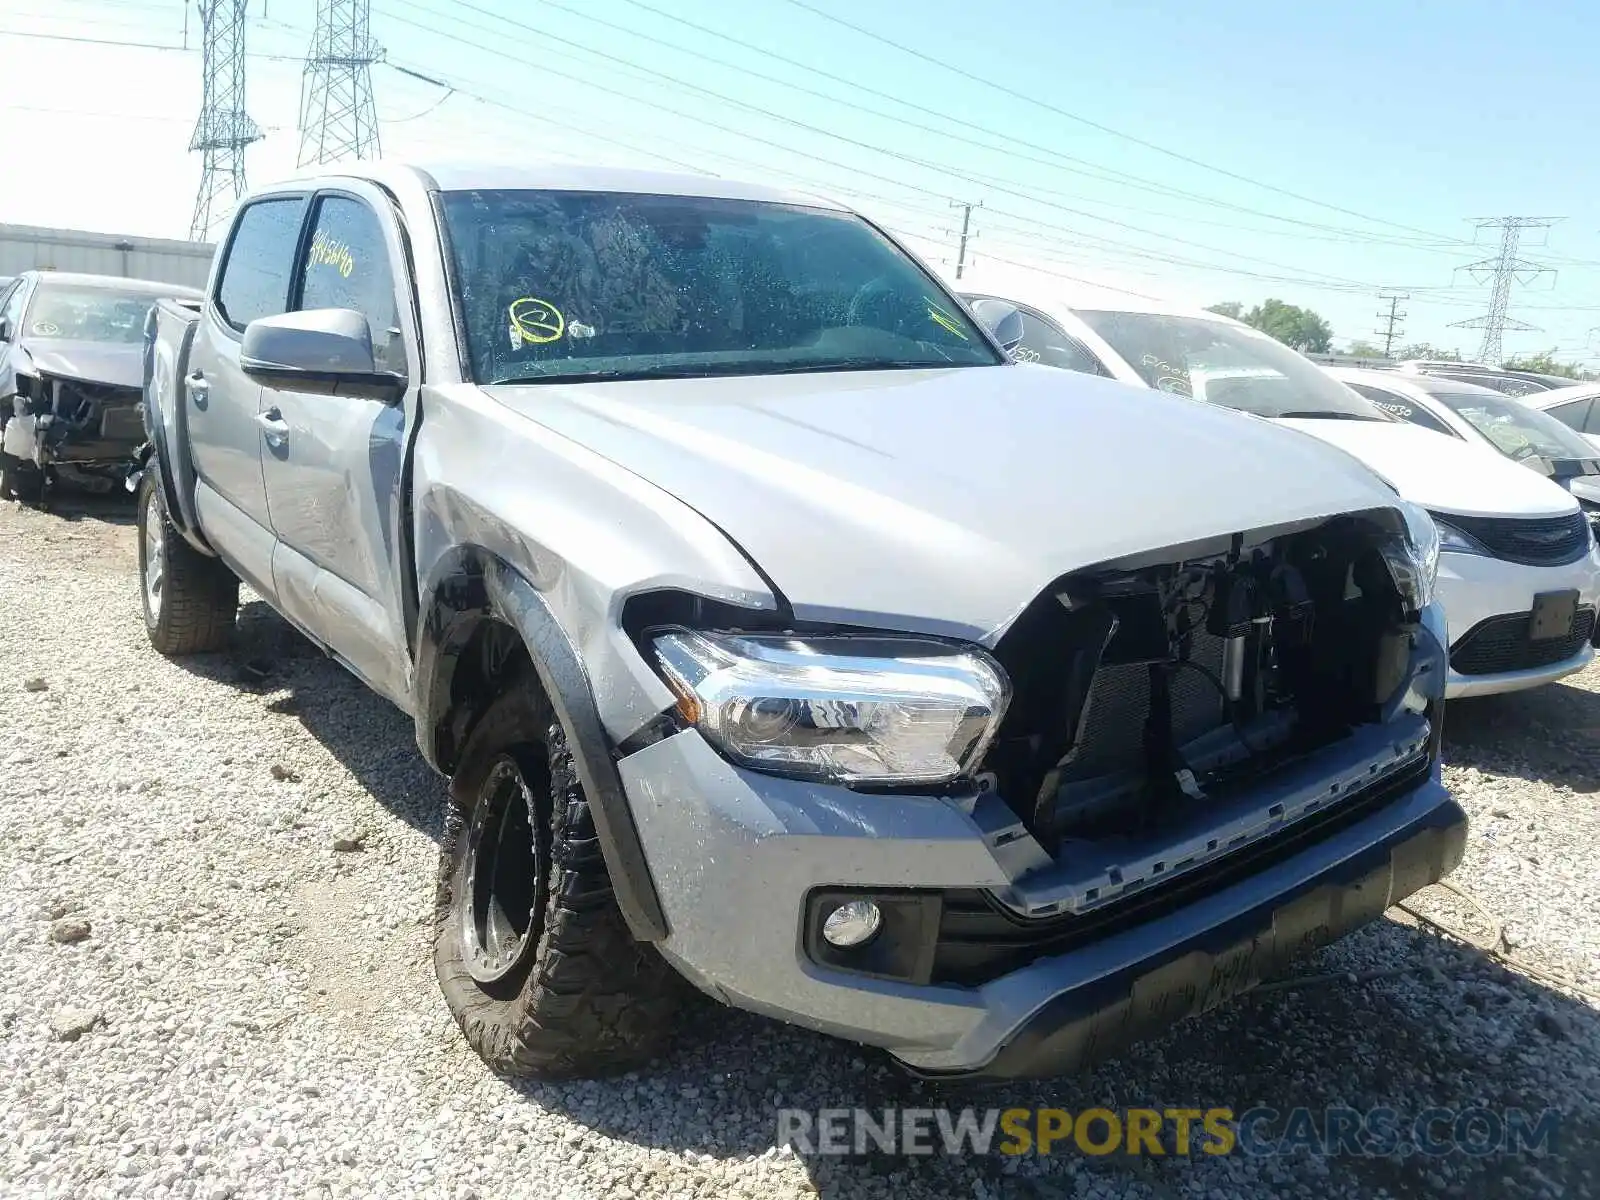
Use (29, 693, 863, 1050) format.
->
(3, 0, 1597, 364)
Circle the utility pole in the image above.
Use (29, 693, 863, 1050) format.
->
(298, 0, 382, 167)
(1374, 290, 1408, 358)
(188, 0, 261, 241)
(950, 200, 981, 280)
(1448, 217, 1559, 365)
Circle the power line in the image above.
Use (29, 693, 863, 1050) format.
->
(298, 0, 382, 165)
(0, 24, 301, 60)
(1376, 291, 1409, 357)
(188, 0, 260, 241)
(540, 0, 1467, 252)
(382, 1, 1380, 292)
(372, 61, 708, 173)
(375, 6, 1507, 306)
(773, 0, 1472, 245)
(1448, 218, 1561, 364)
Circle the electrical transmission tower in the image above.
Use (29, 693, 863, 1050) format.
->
(1448, 217, 1560, 365)
(298, 0, 382, 167)
(1374, 290, 1408, 358)
(188, 0, 261, 242)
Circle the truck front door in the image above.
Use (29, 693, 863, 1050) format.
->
(258, 186, 418, 708)
(187, 195, 309, 596)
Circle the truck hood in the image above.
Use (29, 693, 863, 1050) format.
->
(1274, 418, 1579, 520)
(486, 365, 1403, 641)
(19, 340, 143, 390)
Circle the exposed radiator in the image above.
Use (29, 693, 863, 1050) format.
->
(1058, 630, 1227, 781)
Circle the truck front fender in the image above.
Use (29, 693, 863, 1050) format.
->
(414, 545, 670, 943)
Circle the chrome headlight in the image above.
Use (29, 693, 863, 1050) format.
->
(652, 631, 1010, 786)
(1381, 501, 1440, 613)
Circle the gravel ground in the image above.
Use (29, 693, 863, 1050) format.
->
(1, 494, 1598, 1200)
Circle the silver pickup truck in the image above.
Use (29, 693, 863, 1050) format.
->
(138, 162, 1464, 1080)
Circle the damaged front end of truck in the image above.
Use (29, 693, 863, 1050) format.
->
(602, 495, 1458, 1078)
(961, 504, 1446, 937)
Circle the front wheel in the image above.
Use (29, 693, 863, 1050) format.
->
(137, 473, 238, 654)
(435, 684, 685, 1078)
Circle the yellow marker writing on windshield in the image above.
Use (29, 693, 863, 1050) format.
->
(508, 297, 565, 346)
(923, 297, 969, 340)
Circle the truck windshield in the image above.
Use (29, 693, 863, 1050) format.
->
(1433, 391, 1599, 462)
(25, 286, 162, 344)
(1077, 310, 1392, 421)
(439, 189, 1001, 384)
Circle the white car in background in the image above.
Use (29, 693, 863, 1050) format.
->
(956, 281, 1600, 698)
(1524, 382, 1600, 454)
(1324, 367, 1600, 521)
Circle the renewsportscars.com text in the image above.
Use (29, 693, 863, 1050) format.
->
(777, 1106, 1561, 1159)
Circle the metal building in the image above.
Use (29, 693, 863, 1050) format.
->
(0, 223, 214, 290)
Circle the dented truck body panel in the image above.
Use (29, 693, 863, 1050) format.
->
(144, 161, 1465, 1075)
(484, 367, 1411, 643)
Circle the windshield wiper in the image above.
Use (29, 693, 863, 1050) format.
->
(766, 358, 969, 375)
(1276, 411, 1380, 421)
(489, 359, 974, 386)
(488, 364, 758, 385)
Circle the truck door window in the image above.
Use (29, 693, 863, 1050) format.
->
(296, 195, 405, 374)
(216, 197, 307, 331)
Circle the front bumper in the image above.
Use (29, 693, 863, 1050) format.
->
(1, 388, 145, 469)
(1436, 543, 1600, 698)
(952, 786, 1463, 1077)
(622, 690, 1460, 1077)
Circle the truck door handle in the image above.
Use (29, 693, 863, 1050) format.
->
(255, 408, 290, 448)
(187, 372, 209, 410)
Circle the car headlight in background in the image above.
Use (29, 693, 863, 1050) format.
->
(1426, 512, 1492, 558)
(652, 630, 1010, 786)
(1381, 501, 1440, 613)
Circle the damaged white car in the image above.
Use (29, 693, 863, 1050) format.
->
(0, 271, 203, 503)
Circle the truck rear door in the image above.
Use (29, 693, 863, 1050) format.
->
(187, 194, 310, 596)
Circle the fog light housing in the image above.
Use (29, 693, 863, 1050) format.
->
(822, 900, 883, 948)
(804, 890, 942, 983)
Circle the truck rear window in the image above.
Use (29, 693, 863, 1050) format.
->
(438, 189, 1001, 384)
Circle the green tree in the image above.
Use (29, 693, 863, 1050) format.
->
(1500, 349, 1596, 381)
(1205, 298, 1333, 353)
(1343, 339, 1386, 358)
(1246, 299, 1333, 353)
(1395, 343, 1461, 362)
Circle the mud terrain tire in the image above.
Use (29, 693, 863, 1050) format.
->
(435, 683, 684, 1078)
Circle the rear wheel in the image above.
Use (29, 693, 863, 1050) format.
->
(435, 684, 684, 1078)
(137, 473, 238, 654)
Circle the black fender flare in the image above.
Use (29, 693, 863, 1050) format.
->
(414, 547, 670, 942)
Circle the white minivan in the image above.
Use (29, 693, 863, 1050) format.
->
(959, 279, 1600, 698)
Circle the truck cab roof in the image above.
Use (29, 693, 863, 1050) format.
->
(255, 161, 849, 212)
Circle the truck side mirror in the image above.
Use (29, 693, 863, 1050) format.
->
(240, 308, 407, 403)
(0, 317, 10, 343)
(966, 299, 1026, 354)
